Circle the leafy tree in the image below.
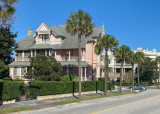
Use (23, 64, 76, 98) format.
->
(135, 52, 145, 83)
(114, 45, 130, 93)
(66, 10, 94, 98)
(0, 0, 18, 27)
(95, 35, 119, 95)
(25, 55, 62, 81)
(0, 59, 8, 73)
(126, 51, 138, 91)
(0, 27, 17, 64)
(155, 56, 160, 87)
(140, 57, 158, 83)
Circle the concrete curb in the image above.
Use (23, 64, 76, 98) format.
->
(37, 91, 101, 100)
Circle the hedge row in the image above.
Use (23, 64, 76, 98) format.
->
(29, 81, 115, 96)
(0, 81, 24, 100)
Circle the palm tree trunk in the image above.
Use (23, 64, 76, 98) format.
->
(78, 33, 81, 98)
(120, 61, 123, 93)
(104, 49, 108, 95)
(132, 63, 134, 92)
(138, 64, 140, 84)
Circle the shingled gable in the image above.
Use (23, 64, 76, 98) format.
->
(15, 23, 104, 50)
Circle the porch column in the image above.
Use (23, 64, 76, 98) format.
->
(45, 49, 47, 56)
(31, 50, 33, 57)
(49, 49, 51, 56)
(19, 67, 21, 78)
(22, 51, 24, 61)
(69, 49, 70, 61)
(67, 67, 69, 74)
(82, 49, 85, 61)
(55, 50, 56, 58)
(85, 67, 87, 81)
(35, 50, 37, 56)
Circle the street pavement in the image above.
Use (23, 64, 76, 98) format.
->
(13, 89, 160, 114)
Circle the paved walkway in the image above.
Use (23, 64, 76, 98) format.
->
(1, 89, 129, 109)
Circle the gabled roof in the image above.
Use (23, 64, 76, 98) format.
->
(15, 34, 35, 50)
(15, 23, 104, 50)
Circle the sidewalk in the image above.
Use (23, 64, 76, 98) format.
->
(1, 89, 129, 110)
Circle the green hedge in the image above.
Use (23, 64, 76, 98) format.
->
(29, 81, 115, 96)
(2, 81, 20, 100)
(0, 81, 24, 100)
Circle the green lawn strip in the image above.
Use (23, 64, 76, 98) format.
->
(55, 91, 138, 105)
(0, 107, 32, 114)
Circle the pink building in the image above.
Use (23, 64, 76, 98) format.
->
(9, 23, 105, 81)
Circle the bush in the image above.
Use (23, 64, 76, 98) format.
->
(25, 86, 40, 99)
(2, 81, 20, 100)
(13, 78, 23, 81)
(0, 82, 3, 100)
(61, 75, 77, 81)
(29, 81, 73, 96)
(29, 80, 115, 96)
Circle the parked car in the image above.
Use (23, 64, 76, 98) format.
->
(129, 84, 147, 91)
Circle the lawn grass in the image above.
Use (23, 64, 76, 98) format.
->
(55, 91, 138, 105)
(0, 107, 31, 114)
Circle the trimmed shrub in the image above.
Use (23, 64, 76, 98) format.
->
(2, 81, 20, 100)
(13, 78, 23, 81)
(0, 82, 3, 100)
(29, 80, 115, 96)
(29, 81, 73, 96)
(61, 75, 78, 81)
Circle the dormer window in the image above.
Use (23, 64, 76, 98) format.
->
(39, 34, 49, 42)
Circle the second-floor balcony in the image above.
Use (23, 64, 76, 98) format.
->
(16, 57, 30, 61)
(58, 56, 85, 61)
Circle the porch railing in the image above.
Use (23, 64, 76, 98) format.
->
(16, 57, 30, 61)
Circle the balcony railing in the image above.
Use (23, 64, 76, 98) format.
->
(58, 56, 85, 61)
(16, 57, 30, 61)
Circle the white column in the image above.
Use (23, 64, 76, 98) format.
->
(19, 67, 21, 78)
(85, 67, 87, 81)
(82, 49, 85, 61)
(35, 50, 37, 56)
(49, 50, 51, 56)
(31, 50, 33, 57)
(25, 67, 27, 75)
(22, 51, 24, 61)
(45, 49, 47, 56)
(81, 67, 83, 81)
(69, 49, 70, 61)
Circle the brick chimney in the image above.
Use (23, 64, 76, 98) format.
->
(28, 29, 33, 36)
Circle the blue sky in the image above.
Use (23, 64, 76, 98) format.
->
(13, 0, 160, 51)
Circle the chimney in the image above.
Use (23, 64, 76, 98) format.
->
(28, 28, 33, 36)
(58, 25, 62, 28)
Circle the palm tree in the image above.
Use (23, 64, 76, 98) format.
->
(95, 35, 119, 95)
(114, 45, 130, 93)
(155, 56, 160, 88)
(0, 0, 18, 26)
(66, 10, 94, 98)
(127, 51, 138, 92)
(135, 52, 145, 84)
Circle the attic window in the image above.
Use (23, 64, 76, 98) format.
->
(39, 34, 49, 41)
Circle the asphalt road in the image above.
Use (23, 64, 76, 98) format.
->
(18, 89, 160, 114)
